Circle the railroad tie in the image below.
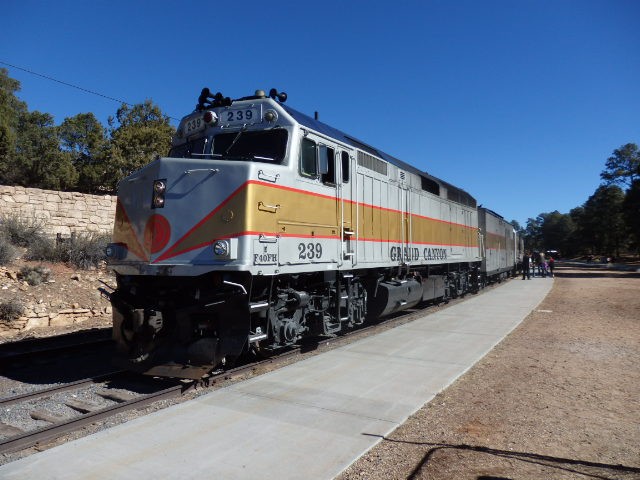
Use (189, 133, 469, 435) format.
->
(64, 399, 101, 414)
(30, 410, 70, 424)
(0, 423, 23, 437)
(96, 390, 137, 403)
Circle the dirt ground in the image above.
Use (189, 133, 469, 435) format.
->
(338, 264, 640, 480)
(0, 259, 114, 341)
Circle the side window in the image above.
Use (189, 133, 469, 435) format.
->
(341, 151, 350, 183)
(321, 146, 336, 184)
(300, 138, 317, 177)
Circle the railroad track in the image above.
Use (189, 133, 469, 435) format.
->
(0, 338, 333, 457)
(0, 328, 113, 366)
(0, 371, 185, 455)
(0, 372, 123, 408)
(0, 352, 302, 456)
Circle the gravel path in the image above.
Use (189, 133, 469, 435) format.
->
(337, 264, 640, 479)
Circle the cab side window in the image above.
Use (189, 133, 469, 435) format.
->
(300, 138, 339, 184)
(321, 145, 335, 184)
(300, 138, 317, 177)
(341, 151, 350, 183)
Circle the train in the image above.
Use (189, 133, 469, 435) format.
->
(105, 88, 523, 378)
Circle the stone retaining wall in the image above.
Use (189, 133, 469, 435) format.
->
(0, 306, 112, 339)
(0, 185, 116, 237)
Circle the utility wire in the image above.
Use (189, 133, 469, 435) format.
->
(0, 60, 179, 121)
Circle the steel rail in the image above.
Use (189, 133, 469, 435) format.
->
(0, 371, 126, 407)
(0, 383, 185, 455)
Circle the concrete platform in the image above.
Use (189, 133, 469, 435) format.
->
(0, 277, 553, 479)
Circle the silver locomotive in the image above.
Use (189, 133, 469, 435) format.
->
(106, 88, 521, 378)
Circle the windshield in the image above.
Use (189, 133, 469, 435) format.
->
(212, 129, 288, 163)
(169, 137, 210, 158)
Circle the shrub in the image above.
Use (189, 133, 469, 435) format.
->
(0, 214, 46, 248)
(1, 213, 110, 269)
(0, 298, 25, 321)
(24, 235, 61, 263)
(25, 232, 110, 269)
(0, 236, 16, 265)
(18, 265, 52, 286)
(59, 233, 110, 269)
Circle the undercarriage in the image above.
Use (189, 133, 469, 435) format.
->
(111, 263, 482, 378)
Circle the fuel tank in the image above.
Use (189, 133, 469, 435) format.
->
(366, 278, 423, 319)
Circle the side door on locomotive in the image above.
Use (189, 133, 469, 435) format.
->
(278, 131, 354, 269)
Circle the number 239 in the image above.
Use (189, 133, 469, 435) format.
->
(298, 242, 322, 260)
(227, 110, 253, 122)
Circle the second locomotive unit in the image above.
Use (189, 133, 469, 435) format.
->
(106, 88, 521, 378)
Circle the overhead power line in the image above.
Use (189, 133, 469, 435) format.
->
(0, 60, 179, 121)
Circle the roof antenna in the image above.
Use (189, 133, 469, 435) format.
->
(314, 111, 319, 120)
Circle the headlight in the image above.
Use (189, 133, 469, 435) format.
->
(152, 179, 167, 209)
(153, 180, 166, 193)
(213, 240, 229, 256)
(264, 110, 278, 122)
(203, 111, 218, 125)
(105, 243, 128, 260)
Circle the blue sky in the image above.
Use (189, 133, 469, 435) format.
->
(2, 0, 639, 227)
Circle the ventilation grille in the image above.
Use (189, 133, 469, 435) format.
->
(421, 176, 440, 196)
(357, 151, 388, 176)
(446, 187, 477, 208)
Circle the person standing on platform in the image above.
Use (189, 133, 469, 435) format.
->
(538, 251, 546, 277)
(548, 256, 555, 277)
(522, 251, 531, 280)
